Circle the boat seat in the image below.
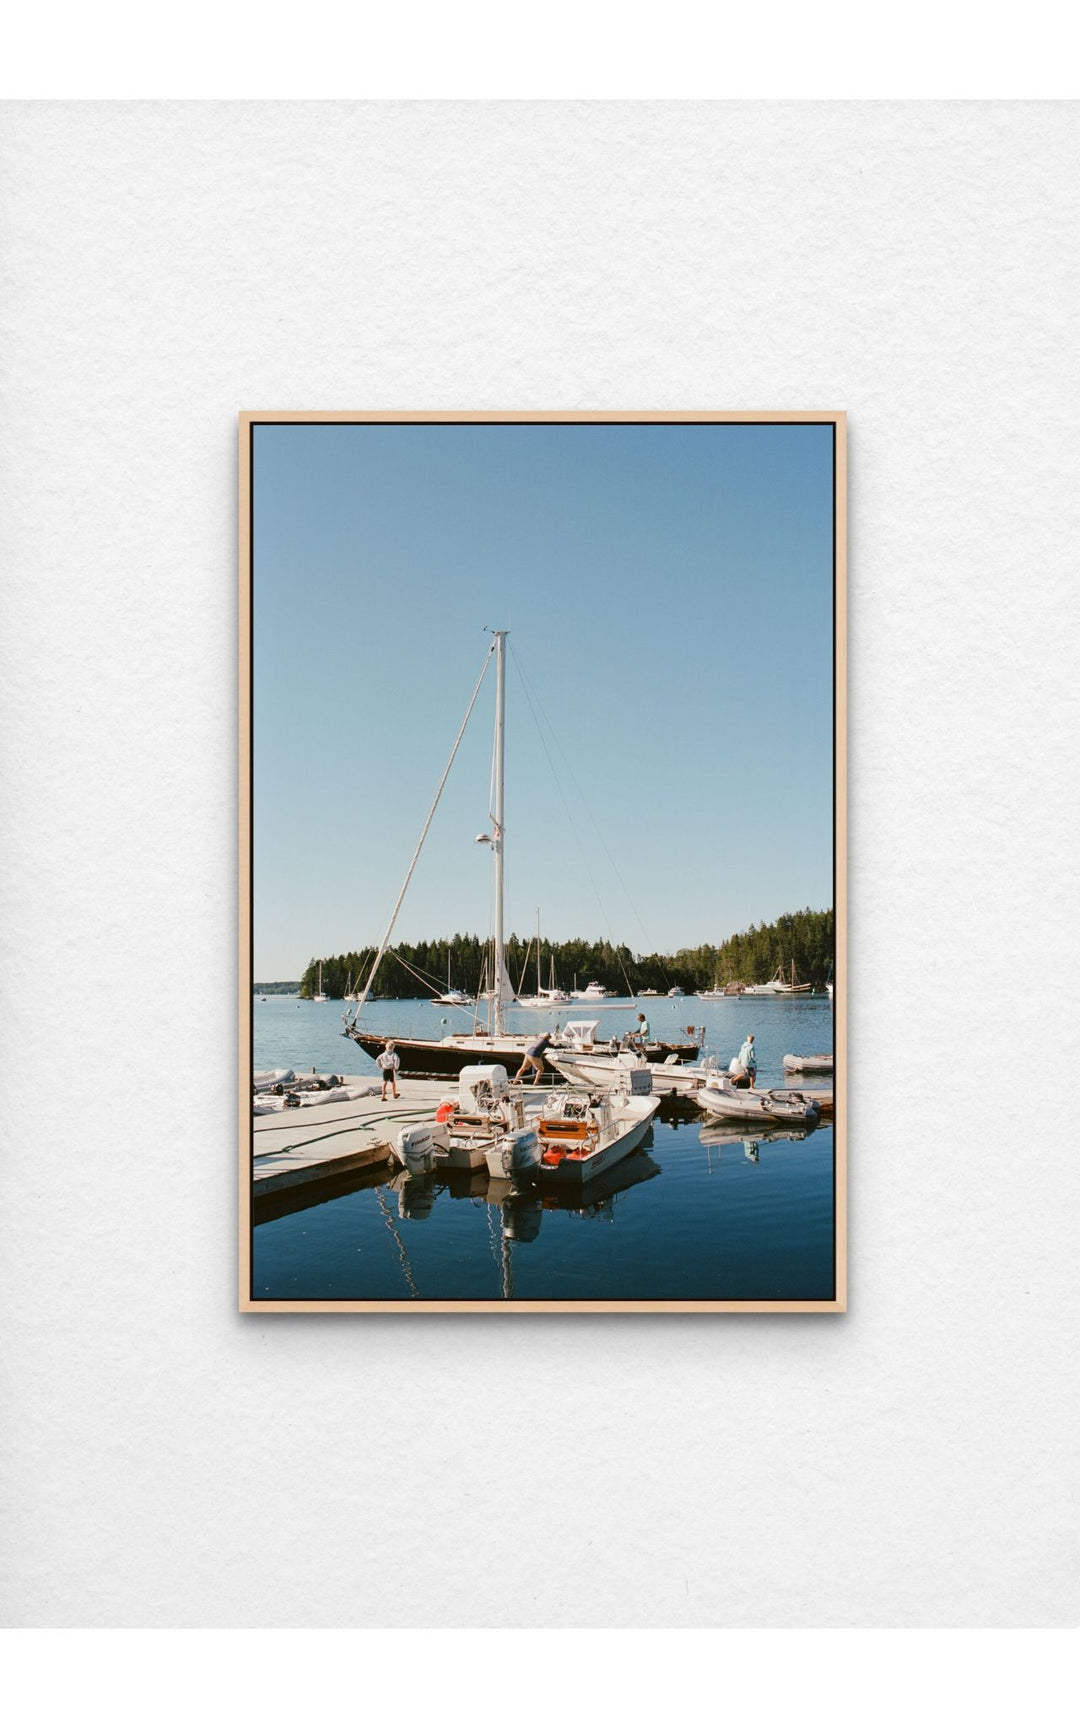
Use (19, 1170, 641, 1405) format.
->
(538, 1119, 594, 1143)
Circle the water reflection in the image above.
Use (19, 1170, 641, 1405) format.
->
(251, 1107, 834, 1302)
(697, 1119, 817, 1172)
(387, 1146, 662, 1228)
(383, 1148, 663, 1298)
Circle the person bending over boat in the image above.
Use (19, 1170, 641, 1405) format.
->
(375, 1039, 401, 1101)
(515, 1032, 552, 1084)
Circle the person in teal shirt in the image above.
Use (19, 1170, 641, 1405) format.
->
(633, 1012, 651, 1047)
(737, 1033, 757, 1084)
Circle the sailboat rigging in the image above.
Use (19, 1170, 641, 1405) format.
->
(341, 631, 699, 1075)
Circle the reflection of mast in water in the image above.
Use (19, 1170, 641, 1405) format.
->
(374, 1184, 422, 1298)
(486, 1190, 544, 1299)
(501, 1225, 513, 1302)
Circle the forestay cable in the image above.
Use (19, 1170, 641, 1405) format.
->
(345, 641, 494, 1028)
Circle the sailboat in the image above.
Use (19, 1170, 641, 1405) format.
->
(342, 632, 700, 1076)
(742, 961, 814, 996)
(313, 961, 327, 1003)
(515, 911, 572, 1008)
(432, 954, 474, 1007)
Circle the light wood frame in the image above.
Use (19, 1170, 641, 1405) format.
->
(239, 411, 847, 1314)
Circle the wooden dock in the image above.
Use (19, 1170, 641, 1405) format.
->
(251, 1075, 450, 1199)
(250, 1071, 833, 1206)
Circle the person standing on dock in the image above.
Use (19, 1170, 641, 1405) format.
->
(737, 1033, 757, 1087)
(633, 1011, 651, 1048)
(514, 1031, 552, 1084)
(375, 1039, 401, 1101)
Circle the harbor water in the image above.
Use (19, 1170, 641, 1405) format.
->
(250, 994, 836, 1303)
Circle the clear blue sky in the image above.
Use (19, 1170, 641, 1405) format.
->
(252, 421, 834, 977)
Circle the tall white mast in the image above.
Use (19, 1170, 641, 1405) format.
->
(492, 629, 507, 1036)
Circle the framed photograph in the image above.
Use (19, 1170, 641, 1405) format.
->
(240, 412, 846, 1312)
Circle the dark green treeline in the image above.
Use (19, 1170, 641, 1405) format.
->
(298, 908, 834, 999)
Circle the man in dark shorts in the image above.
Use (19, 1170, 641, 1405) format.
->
(514, 1032, 552, 1084)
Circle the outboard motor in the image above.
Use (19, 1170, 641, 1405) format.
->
(395, 1122, 449, 1176)
(615, 1063, 652, 1095)
(458, 1064, 510, 1114)
(485, 1127, 540, 1181)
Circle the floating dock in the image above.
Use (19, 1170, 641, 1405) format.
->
(251, 1076, 450, 1200)
(250, 1071, 834, 1207)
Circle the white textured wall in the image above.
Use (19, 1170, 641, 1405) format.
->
(1, 101, 1076, 1628)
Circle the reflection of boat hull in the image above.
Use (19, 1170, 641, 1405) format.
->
(698, 1123, 813, 1150)
(539, 1149, 661, 1211)
(398, 1148, 663, 1218)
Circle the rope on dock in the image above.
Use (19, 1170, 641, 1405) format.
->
(262, 1105, 436, 1160)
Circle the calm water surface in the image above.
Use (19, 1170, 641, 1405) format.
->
(251, 994, 836, 1303)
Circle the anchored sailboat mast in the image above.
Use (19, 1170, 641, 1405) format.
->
(492, 628, 507, 1037)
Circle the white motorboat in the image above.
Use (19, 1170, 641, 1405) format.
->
(394, 1065, 543, 1178)
(695, 1075, 820, 1125)
(547, 1049, 720, 1097)
(533, 1081, 661, 1185)
(667, 986, 685, 997)
(571, 980, 618, 1001)
(639, 988, 660, 997)
(554, 1019, 699, 1065)
(782, 1053, 834, 1074)
(395, 1061, 659, 1187)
